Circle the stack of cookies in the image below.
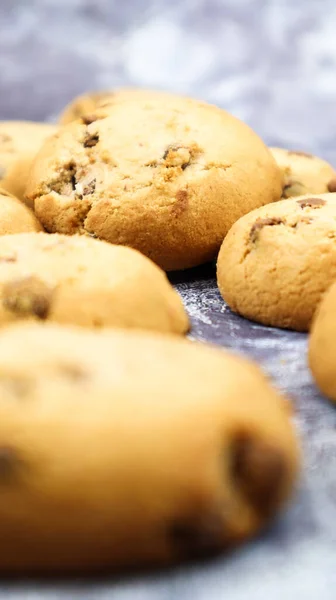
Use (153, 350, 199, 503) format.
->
(1, 86, 335, 573)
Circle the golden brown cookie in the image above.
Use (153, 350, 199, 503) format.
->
(0, 322, 299, 572)
(0, 188, 42, 234)
(58, 87, 175, 125)
(217, 193, 336, 331)
(309, 281, 336, 402)
(0, 232, 188, 333)
(270, 147, 336, 198)
(27, 95, 282, 271)
(0, 121, 57, 205)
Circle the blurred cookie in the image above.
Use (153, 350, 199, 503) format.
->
(0, 232, 188, 333)
(0, 188, 42, 234)
(27, 95, 282, 271)
(217, 193, 336, 331)
(309, 281, 336, 402)
(0, 322, 299, 572)
(0, 121, 57, 205)
(270, 147, 336, 198)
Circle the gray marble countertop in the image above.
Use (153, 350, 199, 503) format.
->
(0, 1, 335, 598)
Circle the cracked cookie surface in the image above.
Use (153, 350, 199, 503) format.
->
(0, 188, 42, 234)
(217, 193, 336, 331)
(28, 95, 282, 271)
(0, 232, 188, 333)
(0, 322, 299, 571)
(270, 147, 336, 198)
(0, 121, 57, 205)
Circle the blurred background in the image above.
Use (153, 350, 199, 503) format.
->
(1, 0, 336, 161)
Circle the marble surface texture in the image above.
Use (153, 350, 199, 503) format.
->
(0, 1, 335, 598)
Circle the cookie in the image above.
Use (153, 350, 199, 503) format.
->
(309, 281, 336, 402)
(0, 232, 188, 333)
(217, 193, 336, 331)
(0, 322, 299, 572)
(59, 87, 173, 125)
(0, 188, 42, 234)
(27, 95, 282, 271)
(0, 121, 57, 205)
(270, 147, 336, 198)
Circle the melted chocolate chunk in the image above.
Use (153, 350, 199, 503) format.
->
(83, 133, 99, 148)
(250, 217, 283, 243)
(2, 276, 53, 320)
(297, 197, 326, 209)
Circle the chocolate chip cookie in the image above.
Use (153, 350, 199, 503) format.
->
(0, 322, 299, 572)
(270, 147, 336, 198)
(0, 188, 42, 234)
(0, 121, 57, 205)
(27, 95, 282, 271)
(0, 232, 188, 333)
(217, 193, 336, 331)
(309, 281, 336, 402)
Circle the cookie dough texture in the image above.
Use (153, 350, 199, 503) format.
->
(27, 96, 282, 271)
(0, 188, 42, 234)
(309, 282, 336, 402)
(0, 323, 299, 572)
(0, 121, 57, 205)
(217, 193, 336, 331)
(270, 147, 336, 198)
(0, 232, 188, 333)
(59, 87, 174, 124)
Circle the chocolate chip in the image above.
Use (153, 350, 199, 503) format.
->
(327, 177, 336, 193)
(83, 133, 99, 148)
(231, 434, 287, 517)
(297, 197, 326, 209)
(83, 179, 96, 195)
(50, 161, 77, 195)
(0, 446, 24, 483)
(288, 150, 313, 158)
(170, 513, 225, 559)
(2, 276, 53, 320)
(250, 217, 283, 243)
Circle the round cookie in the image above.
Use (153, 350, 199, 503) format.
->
(0, 188, 42, 234)
(270, 147, 336, 198)
(217, 193, 336, 331)
(0, 232, 188, 333)
(0, 322, 299, 572)
(27, 96, 282, 271)
(309, 281, 336, 402)
(58, 87, 174, 125)
(0, 121, 57, 205)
